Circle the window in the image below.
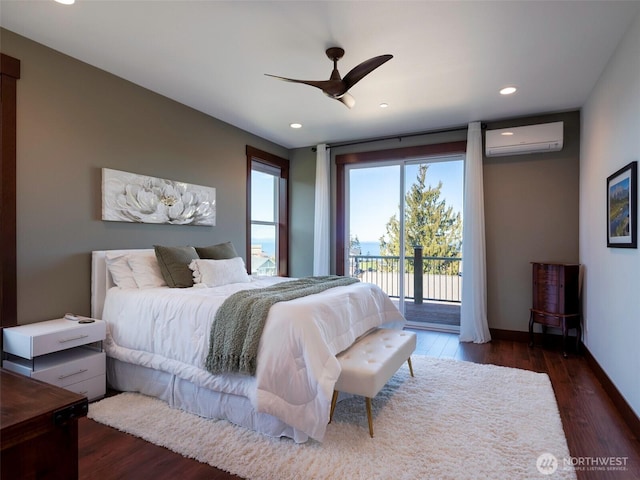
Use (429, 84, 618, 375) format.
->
(246, 146, 289, 276)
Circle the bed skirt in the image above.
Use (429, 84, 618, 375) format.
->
(106, 357, 310, 443)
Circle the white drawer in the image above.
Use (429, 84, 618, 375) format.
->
(32, 350, 105, 388)
(66, 373, 106, 402)
(3, 318, 105, 358)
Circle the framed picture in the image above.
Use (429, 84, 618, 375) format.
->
(102, 168, 216, 226)
(607, 161, 637, 248)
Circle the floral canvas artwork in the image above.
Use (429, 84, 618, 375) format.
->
(102, 168, 216, 226)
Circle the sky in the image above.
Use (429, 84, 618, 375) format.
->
(250, 171, 277, 255)
(349, 158, 464, 242)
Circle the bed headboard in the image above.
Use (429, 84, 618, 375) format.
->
(91, 249, 153, 319)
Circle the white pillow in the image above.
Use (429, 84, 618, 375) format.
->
(189, 257, 251, 287)
(127, 251, 167, 288)
(105, 252, 138, 289)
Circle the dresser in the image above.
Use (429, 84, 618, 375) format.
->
(1, 369, 88, 479)
(2, 317, 106, 400)
(529, 262, 581, 357)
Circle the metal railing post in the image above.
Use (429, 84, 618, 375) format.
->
(414, 246, 423, 304)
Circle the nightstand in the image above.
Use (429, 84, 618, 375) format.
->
(2, 317, 106, 401)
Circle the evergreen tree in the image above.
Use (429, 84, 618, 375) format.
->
(379, 165, 462, 274)
(349, 234, 362, 254)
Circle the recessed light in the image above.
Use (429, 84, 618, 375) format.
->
(55, 0, 75, 4)
(500, 86, 517, 95)
(290, 123, 302, 129)
(501, 132, 514, 136)
(379, 103, 389, 108)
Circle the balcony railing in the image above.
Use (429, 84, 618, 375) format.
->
(348, 247, 462, 303)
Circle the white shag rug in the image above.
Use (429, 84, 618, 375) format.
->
(88, 356, 577, 480)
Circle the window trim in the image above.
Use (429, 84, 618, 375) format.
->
(246, 146, 289, 276)
(335, 141, 467, 275)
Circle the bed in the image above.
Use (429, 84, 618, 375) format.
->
(91, 248, 405, 443)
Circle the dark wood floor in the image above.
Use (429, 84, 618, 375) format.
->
(78, 330, 640, 480)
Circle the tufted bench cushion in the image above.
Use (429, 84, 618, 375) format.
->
(330, 328, 416, 437)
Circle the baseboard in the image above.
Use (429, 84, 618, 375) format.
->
(489, 328, 530, 342)
(581, 345, 640, 441)
(489, 328, 640, 440)
(489, 328, 574, 348)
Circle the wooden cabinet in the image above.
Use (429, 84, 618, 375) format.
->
(529, 262, 581, 357)
(2, 318, 106, 400)
(1, 369, 88, 479)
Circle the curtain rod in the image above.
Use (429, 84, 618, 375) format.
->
(323, 122, 486, 150)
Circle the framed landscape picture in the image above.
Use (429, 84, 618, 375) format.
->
(607, 161, 637, 248)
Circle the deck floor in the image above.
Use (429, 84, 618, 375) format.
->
(394, 299, 461, 327)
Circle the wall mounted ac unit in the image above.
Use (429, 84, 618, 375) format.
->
(485, 121, 563, 157)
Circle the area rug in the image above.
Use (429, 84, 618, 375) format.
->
(88, 356, 577, 479)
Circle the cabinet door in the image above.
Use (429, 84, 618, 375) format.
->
(558, 265, 580, 314)
(532, 263, 559, 312)
(532, 263, 580, 315)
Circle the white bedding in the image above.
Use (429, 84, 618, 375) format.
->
(102, 276, 404, 441)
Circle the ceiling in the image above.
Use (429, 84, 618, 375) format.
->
(2, 1, 639, 149)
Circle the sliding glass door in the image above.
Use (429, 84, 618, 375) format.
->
(345, 155, 464, 331)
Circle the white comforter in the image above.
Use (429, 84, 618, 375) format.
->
(102, 276, 404, 441)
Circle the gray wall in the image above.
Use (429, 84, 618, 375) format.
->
(2, 29, 288, 324)
(483, 111, 580, 332)
(288, 146, 316, 278)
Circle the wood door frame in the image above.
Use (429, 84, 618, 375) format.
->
(1, 53, 20, 328)
(335, 141, 467, 275)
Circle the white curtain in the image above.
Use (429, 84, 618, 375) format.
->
(313, 144, 330, 275)
(459, 122, 491, 343)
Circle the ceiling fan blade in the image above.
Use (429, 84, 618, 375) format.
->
(265, 74, 341, 93)
(336, 92, 355, 109)
(342, 54, 393, 91)
(266, 50, 392, 108)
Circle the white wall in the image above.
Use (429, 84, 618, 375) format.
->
(580, 12, 640, 418)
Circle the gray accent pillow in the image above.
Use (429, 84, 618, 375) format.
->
(195, 241, 238, 260)
(154, 245, 199, 288)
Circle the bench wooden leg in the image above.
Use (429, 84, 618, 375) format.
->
(329, 390, 339, 423)
(407, 357, 414, 377)
(365, 397, 374, 438)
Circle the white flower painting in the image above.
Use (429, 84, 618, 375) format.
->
(102, 168, 216, 226)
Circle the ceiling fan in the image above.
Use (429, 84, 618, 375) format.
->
(265, 47, 393, 109)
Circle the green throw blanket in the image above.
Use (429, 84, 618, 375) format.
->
(205, 276, 359, 376)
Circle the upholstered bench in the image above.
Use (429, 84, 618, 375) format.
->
(329, 328, 416, 437)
